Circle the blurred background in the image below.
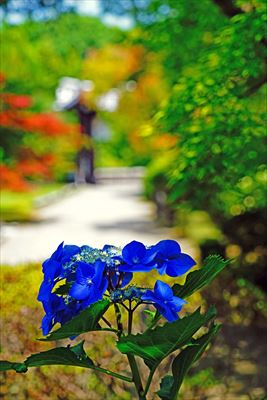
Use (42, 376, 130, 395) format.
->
(0, 0, 266, 399)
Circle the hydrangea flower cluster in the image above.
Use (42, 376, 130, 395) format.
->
(38, 240, 196, 335)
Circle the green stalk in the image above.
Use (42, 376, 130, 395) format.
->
(143, 367, 156, 397)
(128, 301, 133, 335)
(113, 302, 146, 399)
(94, 365, 133, 383)
(114, 303, 123, 338)
(127, 354, 146, 400)
(126, 301, 146, 399)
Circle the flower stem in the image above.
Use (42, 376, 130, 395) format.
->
(101, 316, 112, 328)
(127, 354, 146, 400)
(128, 301, 133, 335)
(143, 368, 155, 397)
(114, 303, 123, 338)
(94, 365, 133, 383)
(126, 301, 146, 399)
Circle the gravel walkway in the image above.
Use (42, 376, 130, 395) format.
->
(0, 180, 195, 265)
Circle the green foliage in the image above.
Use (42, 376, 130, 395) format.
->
(1, 14, 123, 106)
(0, 341, 93, 372)
(41, 299, 111, 341)
(173, 255, 230, 299)
(156, 323, 220, 399)
(117, 306, 216, 371)
(145, 0, 266, 227)
(139, 0, 267, 238)
(0, 341, 132, 382)
(135, 0, 227, 83)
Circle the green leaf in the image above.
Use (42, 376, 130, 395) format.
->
(41, 299, 110, 341)
(0, 361, 28, 373)
(26, 341, 94, 369)
(0, 341, 132, 382)
(156, 323, 221, 399)
(117, 306, 216, 371)
(0, 342, 92, 372)
(173, 255, 229, 299)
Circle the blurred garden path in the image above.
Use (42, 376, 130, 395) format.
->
(1, 175, 196, 265)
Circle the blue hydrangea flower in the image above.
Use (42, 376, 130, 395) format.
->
(119, 240, 157, 272)
(38, 242, 80, 302)
(41, 295, 83, 336)
(153, 240, 196, 277)
(141, 280, 186, 322)
(41, 293, 65, 335)
(42, 242, 80, 282)
(38, 279, 55, 302)
(69, 260, 108, 304)
(56, 300, 83, 327)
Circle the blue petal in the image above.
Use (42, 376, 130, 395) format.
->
(52, 242, 64, 260)
(119, 262, 154, 273)
(170, 297, 186, 312)
(177, 253, 196, 268)
(81, 245, 94, 251)
(143, 247, 158, 264)
(121, 272, 133, 288)
(43, 259, 62, 281)
(166, 254, 196, 277)
(88, 287, 103, 303)
(41, 314, 53, 336)
(69, 282, 91, 300)
(98, 275, 109, 294)
(162, 306, 179, 322)
(154, 280, 173, 301)
(122, 241, 146, 265)
(156, 261, 168, 275)
(93, 260, 106, 287)
(42, 300, 50, 314)
(76, 262, 95, 283)
(111, 272, 133, 288)
(111, 271, 121, 287)
(37, 280, 54, 302)
(141, 290, 158, 302)
(58, 303, 81, 325)
(51, 294, 65, 312)
(155, 240, 181, 258)
(42, 293, 64, 314)
(81, 287, 103, 306)
(102, 244, 116, 251)
(61, 245, 80, 263)
(156, 303, 179, 322)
